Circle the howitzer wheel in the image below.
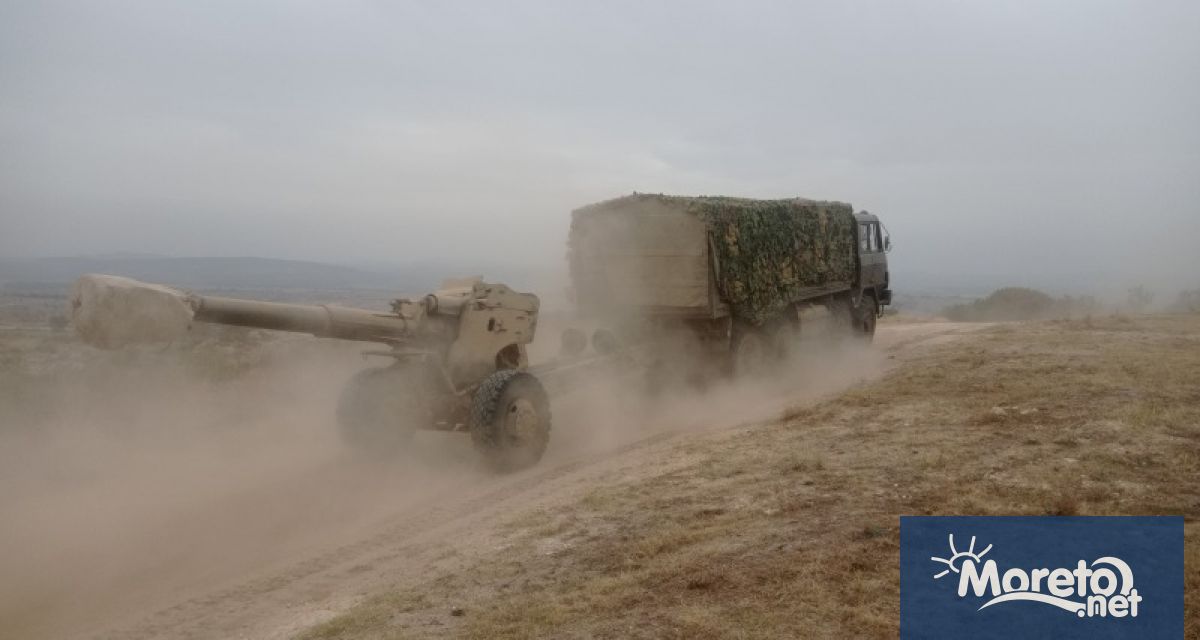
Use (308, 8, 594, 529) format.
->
(469, 370, 551, 472)
(336, 366, 422, 455)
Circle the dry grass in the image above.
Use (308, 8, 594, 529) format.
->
(301, 591, 430, 640)
(296, 314, 1200, 639)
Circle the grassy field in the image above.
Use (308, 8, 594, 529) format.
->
(298, 314, 1200, 639)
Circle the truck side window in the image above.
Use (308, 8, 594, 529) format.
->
(873, 223, 883, 252)
(860, 223, 872, 252)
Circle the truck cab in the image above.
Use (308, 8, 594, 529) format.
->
(854, 212, 892, 309)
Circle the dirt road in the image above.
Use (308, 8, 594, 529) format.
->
(1, 320, 978, 640)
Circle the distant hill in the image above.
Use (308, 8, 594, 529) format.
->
(0, 256, 565, 304)
(0, 256, 399, 292)
(942, 287, 1101, 321)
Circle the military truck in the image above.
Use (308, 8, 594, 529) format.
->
(567, 194, 891, 375)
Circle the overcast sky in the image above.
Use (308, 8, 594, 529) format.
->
(2, 1, 1197, 290)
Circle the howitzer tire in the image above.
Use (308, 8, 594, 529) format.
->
(469, 370, 551, 473)
(336, 366, 420, 455)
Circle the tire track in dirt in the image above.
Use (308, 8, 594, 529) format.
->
(96, 429, 688, 640)
(92, 321, 982, 640)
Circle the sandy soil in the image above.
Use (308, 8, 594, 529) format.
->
(0, 315, 976, 640)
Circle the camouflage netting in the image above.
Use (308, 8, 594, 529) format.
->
(571, 194, 857, 324)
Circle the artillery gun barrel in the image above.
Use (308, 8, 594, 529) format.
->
(191, 295, 410, 342)
(70, 274, 413, 348)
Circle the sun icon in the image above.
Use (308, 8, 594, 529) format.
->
(930, 534, 992, 579)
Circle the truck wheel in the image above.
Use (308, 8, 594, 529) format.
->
(731, 321, 770, 378)
(854, 293, 878, 341)
(828, 297, 854, 333)
(768, 315, 801, 363)
(336, 366, 423, 455)
(469, 370, 551, 472)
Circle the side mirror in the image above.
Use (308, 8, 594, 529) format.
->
(884, 236, 892, 252)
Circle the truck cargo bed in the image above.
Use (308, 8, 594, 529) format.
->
(570, 194, 857, 324)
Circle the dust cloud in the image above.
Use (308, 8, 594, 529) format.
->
(538, 308, 888, 462)
(0, 329, 487, 639)
(1, 284, 884, 639)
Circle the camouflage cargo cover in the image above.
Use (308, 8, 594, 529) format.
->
(571, 194, 857, 325)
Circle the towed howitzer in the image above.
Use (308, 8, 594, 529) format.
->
(71, 274, 551, 471)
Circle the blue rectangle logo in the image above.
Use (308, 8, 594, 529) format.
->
(900, 516, 1183, 639)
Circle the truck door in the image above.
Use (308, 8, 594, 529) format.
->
(857, 220, 887, 291)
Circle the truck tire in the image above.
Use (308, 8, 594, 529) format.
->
(336, 366, 423, 455)
(768, 314, 801, 363)
(829, 294, 877, 342)
(853, 293, 878, 341)
(731, 321, 771, 378)
(828, 296, 853, 330)
(469, 369, 551, 472)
